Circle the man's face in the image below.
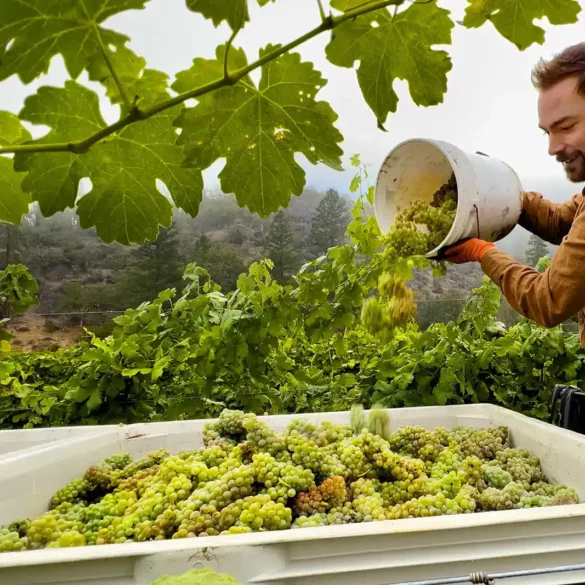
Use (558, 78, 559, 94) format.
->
(539, 76, 585, 183)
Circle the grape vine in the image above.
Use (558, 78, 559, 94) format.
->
(0, 0, 581, 243)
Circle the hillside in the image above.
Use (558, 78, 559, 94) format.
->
(1, 185, 525, 348)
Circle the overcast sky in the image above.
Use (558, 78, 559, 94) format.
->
(1, 0, 584, 203)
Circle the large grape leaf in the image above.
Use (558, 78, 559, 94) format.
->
(463, 0, 581, 50)
(87, 45, 168, 110)
(326, 1, 453, 128)
(185, 0, 276, 30)
(16, 81, 203, 244)
(78, 104, 203, 244)
(15, 81, 106, 216)
(0, 0, 149, 83)
(173, 44, 343, 216)
(0, 112, 32, 224)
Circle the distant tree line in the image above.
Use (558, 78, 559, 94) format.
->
(0, 188, 352, 318)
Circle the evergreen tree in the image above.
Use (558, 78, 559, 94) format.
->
(120, 221, 185, 304)
(264, 211, 298, 282)
(525, 234, 550, 267)
(310, 188, 350, 256)
(191, 235, 249, 291)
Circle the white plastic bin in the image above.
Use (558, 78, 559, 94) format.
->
(2, 405, 585, 585)
(374, 139, 524, 257)
(0, 426, 112, 460)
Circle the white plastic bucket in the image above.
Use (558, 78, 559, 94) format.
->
(374, 138, 523, 257)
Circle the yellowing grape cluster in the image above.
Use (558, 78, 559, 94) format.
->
(0, 409, 578, 552)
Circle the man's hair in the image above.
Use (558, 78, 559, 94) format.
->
(532, 43, 585, 95)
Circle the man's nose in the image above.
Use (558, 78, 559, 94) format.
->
(548, 135, 566, 157)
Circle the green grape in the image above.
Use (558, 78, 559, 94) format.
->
(243, 415, 285, 455)
(293, 513, 328, 528)
(337, 436, 371, 479)
(85, 463, 117, 490)
(218, 410, 248, 439)
(0, 527, 28, 552)
(360, 175, 459, 338)
(457, 428, 507, 461)
(361, 270, 416, 341)
(104, 453, 133, 470)
(308, 421, 353, 447)
(349, 479, 386, 521)
(483, 465, 513, 489)
(50, 478, 93, 508)
(374, 449, 426, 481)
(237, 494, 292, 531)
(477, 482, 527, 511)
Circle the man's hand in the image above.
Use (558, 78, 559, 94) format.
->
(443, 238, 495, 264)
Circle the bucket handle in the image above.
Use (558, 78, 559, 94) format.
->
(472, 150, 486, 238)
(473, 205, 480, 239)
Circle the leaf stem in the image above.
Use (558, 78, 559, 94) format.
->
(92, 23, 133, 114)
(316, 0, 327, 22)
(224, 15, 245, 82)
(0, 0, 404, 156)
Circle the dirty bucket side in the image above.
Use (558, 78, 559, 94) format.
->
(374, 138, 523, 257)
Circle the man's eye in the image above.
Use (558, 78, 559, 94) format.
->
(561, 124, 575, 131)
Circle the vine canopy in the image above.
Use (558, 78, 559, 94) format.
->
(0, 0, 581, 244)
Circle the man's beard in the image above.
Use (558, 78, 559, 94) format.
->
(557, 151, 585, 183)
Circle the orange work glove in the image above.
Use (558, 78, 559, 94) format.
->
(443, 238, 495, 264)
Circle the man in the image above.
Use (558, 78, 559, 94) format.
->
(445, 43, 585, 348)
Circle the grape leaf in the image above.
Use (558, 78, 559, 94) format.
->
(0, 112, 32, 224)
(186, 0, 248, 30)
(87, 45, 168, 109)
(173, 44, 343, 216)
(0, 111, 32, 147)
(0, 0, 149, 84)
(463, 0, 581, 50)
(78, 102, 203, 244)
(185, 0, 276, 30)
(15, 81, 106, 216)
(326, 1, 453, 128)
(16, 81, 203, 244)
(0, 158, 30, 225)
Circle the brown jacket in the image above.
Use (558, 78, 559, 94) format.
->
(481, 189, 585, 347)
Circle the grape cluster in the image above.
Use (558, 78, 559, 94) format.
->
(0, 521, 28, 552)
(361, 175, 459, 341)
(0, 410, 578, 552)
(50, 478, 93, 508)
(483, 465, 513, 489)
(387, 173, 458, 258)
(361, 272, 416, 341)
(294, 475, 347, 517)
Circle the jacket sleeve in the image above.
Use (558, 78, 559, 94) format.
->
(519, 191, 583, 245)
(481, 197, 585, 327)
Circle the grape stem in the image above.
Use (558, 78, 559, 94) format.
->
(0, 0, 406, 156)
